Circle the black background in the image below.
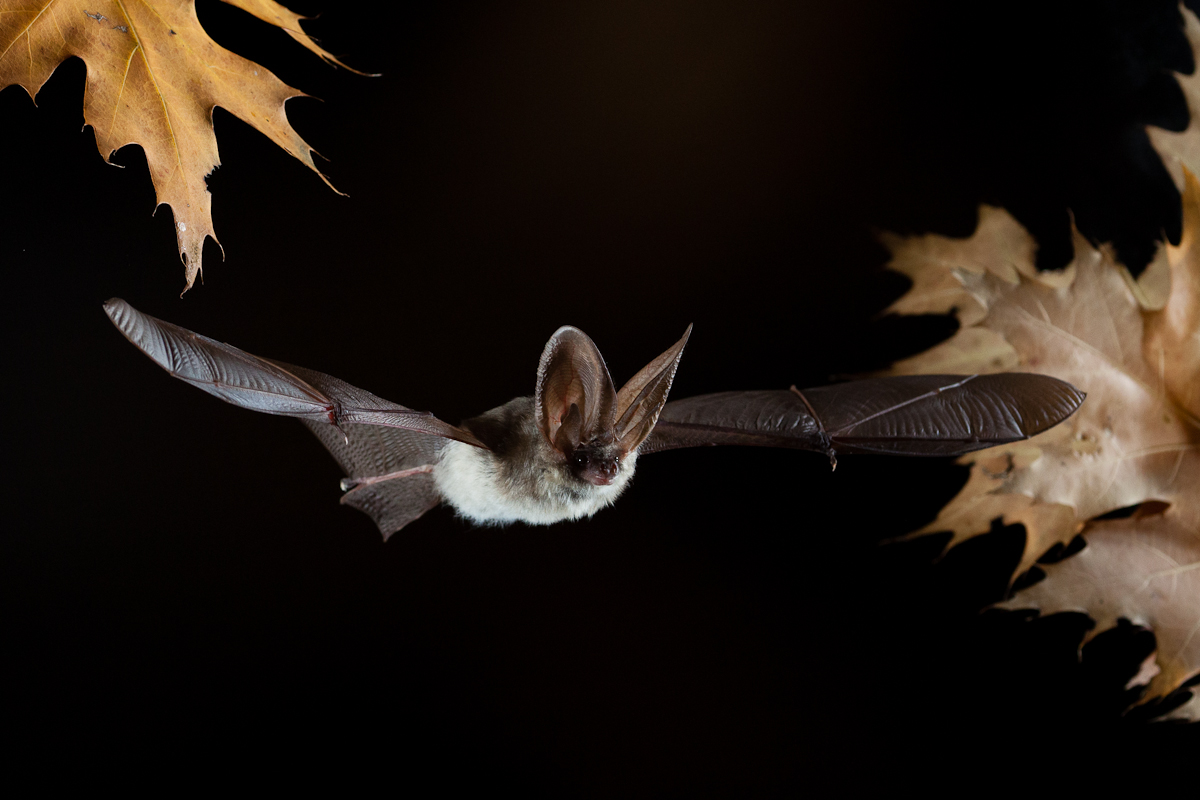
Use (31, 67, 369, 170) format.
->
(2, 0, 1197, 791)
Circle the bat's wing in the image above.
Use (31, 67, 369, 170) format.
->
(104, 299, 484, 447)
(104, 298, 485, 539)
(639, 374, 1085, 463)
(304, 422, 443, 540)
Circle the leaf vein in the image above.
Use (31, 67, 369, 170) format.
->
(113, 0, 185, 186)
(1010, 304, 1157, 399)
(0, 0, 56, 65)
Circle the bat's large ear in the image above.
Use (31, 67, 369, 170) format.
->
(614, 324, 692, 454)
(535, 326, 617, 454)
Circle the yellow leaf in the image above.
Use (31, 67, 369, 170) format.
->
(0, 0, 353, 290)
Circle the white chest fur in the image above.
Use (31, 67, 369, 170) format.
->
(434, 440, 637, 526)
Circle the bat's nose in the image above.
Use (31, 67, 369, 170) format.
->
(586, 458, 620, 486)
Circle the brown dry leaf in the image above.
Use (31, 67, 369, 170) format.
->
(0, 1, 354, 290)
(880, 175, 1200, 715)
(883, 208, 1197, 578)
(1148, 4, 1200, 194)
(995, 511, 1199, 714)
(1145, 192, 1200, 424)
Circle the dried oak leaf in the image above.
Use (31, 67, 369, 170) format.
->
(0, 1, 353, 290)
(997, 512, 1199, 720)
(879, 173, 1200, 716)
(1148, 4, 1200, 195)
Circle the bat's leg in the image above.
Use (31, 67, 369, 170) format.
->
(340, 465, 435, 491)
(338, 465, 441, 540)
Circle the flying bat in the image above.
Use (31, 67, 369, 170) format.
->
(103, 299, 1085, 539)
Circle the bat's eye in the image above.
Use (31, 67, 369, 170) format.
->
(572, 451, 590, 468)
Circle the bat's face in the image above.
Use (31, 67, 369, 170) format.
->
(535, 325, 692, 485)
(566, 437, 623, 486)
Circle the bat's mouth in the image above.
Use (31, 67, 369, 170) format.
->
(579, 456, 620, 486)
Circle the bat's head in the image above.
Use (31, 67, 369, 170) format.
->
(535, 324, 691, 486)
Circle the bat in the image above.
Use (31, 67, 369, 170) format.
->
(103, 299, 1085, 539)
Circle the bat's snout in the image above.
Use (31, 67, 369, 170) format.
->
(582, 457, 620, 486)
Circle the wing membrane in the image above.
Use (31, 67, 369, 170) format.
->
(104, 298, 485, 448)
(641, 374, 1085, 459)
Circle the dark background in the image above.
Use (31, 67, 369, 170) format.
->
(2, 0, 1196, 790)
